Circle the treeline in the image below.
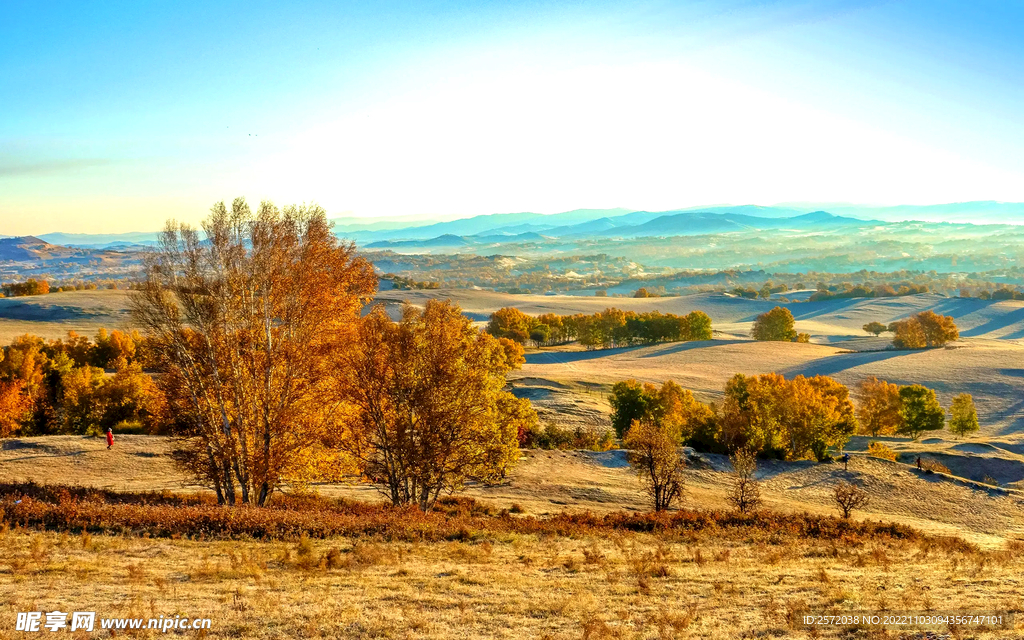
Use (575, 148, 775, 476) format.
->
(1, 279, 50, 296)
(611, 373, 978, 461)
(730, 282, 930, 301)
(960, 286, 1024, 301)
(0, 329, 165, 438)
(808, 283, 929, 301)
(611, 374, 855, 461)
(0, 279, 131, 297)
(384, 273, 441, 290)
(487, 307, 712, 348)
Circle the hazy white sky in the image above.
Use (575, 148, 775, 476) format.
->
(2, 0, 1023, 234)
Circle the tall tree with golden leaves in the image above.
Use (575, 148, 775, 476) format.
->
(857, 376, 902, 436)
(130, 198, 377, 506)
(338, 300, 536, 510)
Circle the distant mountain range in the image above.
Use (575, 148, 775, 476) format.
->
(4, 201, 1024, 250)
(362, 209, 878, 249)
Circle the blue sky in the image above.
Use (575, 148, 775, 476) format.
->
(2, 0, 1023, 233)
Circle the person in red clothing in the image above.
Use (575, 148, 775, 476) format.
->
(106, 427, 114, 449)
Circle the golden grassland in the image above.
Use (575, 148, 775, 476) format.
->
(2, 521, 1023, 639)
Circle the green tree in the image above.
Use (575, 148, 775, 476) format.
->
(609, 379, 656, 438)
(685, 310, 713, 340)
(862, 321, 887, 336)
(948, 393, 979, 438)
(750, 306, 797, 342)
(529, 324, 551, 345)
(896, 384, 945, 440)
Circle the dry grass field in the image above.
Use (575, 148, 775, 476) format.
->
(3, 522, 1023, 639)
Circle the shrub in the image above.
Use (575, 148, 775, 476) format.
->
(919, 458, 951, 474)
(832, 481, 870, 519)
(727, 448, 762, 514)
(867, 441, 898, 462)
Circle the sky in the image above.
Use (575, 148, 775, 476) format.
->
(2, 0, 1023, 234)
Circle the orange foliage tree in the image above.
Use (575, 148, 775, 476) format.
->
(719, 372, 856, 461)
(750, 306, 797, 342)
(857, 376, 902, 436)
(131, 198, 377, 506)
(337, 300, 536, 510)
(890, 311, 958, 349)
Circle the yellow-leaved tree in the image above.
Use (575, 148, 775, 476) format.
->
(337, 300, 536, 510)
(130, 198, 377, 506)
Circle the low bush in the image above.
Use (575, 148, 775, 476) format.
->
(867, 441, 898, 462)
(0, 481, 955, 548)
(519, 422, 615, 451)
(919, 458, 952, 474)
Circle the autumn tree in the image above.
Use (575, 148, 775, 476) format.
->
(896, 384, 945, 440)
(719, 372, 855, 461)
(948, 393, 979, 438)
(536, 313, 568, 344)
(856, 376, 902, 436)
(660, 385, 720, 452)
(92, 328, 142, 368)
(0, 340, 32, 437)
(0, 380, 31, 437)
(889, 319, 925, 349)
(891, 312, 958, 349)
(338, 300, 535, 510)
(915, 310, 959, 346)
(97, 359, 168, 433)
(727, 447, 762, 514)
(624, 418, 685, 511)
(750, 306, 797, 342)
(130, 198, 377, 506)
(486, 307, 536, 344)
(832, 481, 869, 519)
(862, 322, 887, 336)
